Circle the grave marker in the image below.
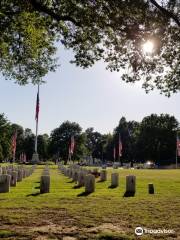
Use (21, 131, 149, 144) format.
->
(40, 175, 50, 194)
(0, 175, 11, 193)
(111, 173, 119, 187)
(85, 174, 95, 193)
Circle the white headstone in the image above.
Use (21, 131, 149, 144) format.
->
(126, 175, 136, 193)
(17, 169, 23, 182)
(77, 171, 85, 187)
(85, 174, 95, 193)
(40, 175, 50, 194)
(0, 174, 11, 193)
(10, 171, 17, 187)
(100, 170, 107, 181)
(111, 173, 119, 187)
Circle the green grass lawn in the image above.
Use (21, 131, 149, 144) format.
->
(0, 165, 180, 239)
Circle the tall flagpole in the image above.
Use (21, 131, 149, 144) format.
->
(35, 115, 38, 153)
(32, 84, 40, 163)
(35, 84, 39, 153)
(176, 131, 178, 169)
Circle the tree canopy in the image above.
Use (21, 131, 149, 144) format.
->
(0, 113, 179, 165)
(48, 121, 85, 163)
(0, 114, 11, 160)
(0, 1, 179, 95)
(136, 114, 178, 165)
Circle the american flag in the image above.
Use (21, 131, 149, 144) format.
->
(12, 130, 17, 159)
(35, 85, 40, 121)
(177, 135, 180, 157)
(118, 133, 122, 157)
(69, 135, 75, 155)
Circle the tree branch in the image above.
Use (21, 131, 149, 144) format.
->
(150, 0, 180, 27)
(29, 0, 81, 26)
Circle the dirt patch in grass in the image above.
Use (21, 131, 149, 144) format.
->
(0, 223, 127, 240)
(0, 208, 128, 240)
(0, 206, 179, 239)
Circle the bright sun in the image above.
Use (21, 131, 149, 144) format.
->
(142, 40, 154, 54)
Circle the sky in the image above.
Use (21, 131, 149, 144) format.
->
(0, 45, 180, 136)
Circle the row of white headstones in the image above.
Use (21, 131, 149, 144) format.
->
(58, 164, 155, 195)
(0, 165, 36, 193)
(0, 164, 154, 195)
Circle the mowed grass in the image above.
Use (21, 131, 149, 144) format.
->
(0, 165, 180, 239)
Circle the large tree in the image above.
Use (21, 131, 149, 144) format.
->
(37, 134, 49, 160)
(0, 1, 179, 95)
(85, 128, 104, 161)
(49, 121, 85, 163)
(137, 114, 178, 165)
(0, 114, 12, 161)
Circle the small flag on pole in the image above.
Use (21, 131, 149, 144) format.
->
(118, 133, 122, 157)
(12, 130, 17, 161)
(24, 153, 27, 162)
(69, 135, 75, 155)
(113, 146, 116, 161)
(177, 135, 180, 157)
(35, 85, 40, 121)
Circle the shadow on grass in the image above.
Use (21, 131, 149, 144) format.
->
(34, 186, 40, 189)
(35, 181, 40, 183)
(123, 191, 135, 197)
(67, 180, 75, 183)
(108, 185, 117, 189)
(77, 191, 92, 197)
(73, 185, 82, 189)
(26, 192, 41, 197)
(97, 180, 105, 183)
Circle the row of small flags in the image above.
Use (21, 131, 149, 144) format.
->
(68, 134, 123, 160)
(11, 131, 180, 160)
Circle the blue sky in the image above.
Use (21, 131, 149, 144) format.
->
(0, 46, 180, 135)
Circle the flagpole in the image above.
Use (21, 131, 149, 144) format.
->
(176, 131, 178, 169)
(35, 117, 38, 153)
(35, 84, 39, 154)
(32, 83, 40, 163)
(118, 133, 122, 166)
